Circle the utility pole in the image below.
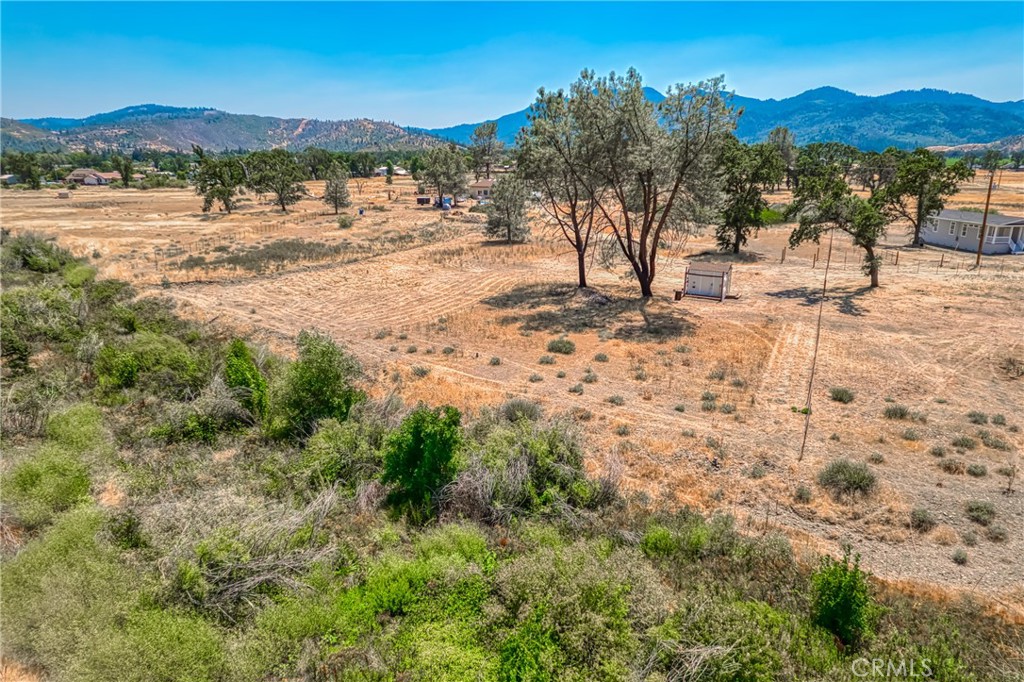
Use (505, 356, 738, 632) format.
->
(975, 170, 995, 267)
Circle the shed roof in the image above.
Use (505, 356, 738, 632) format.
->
(935, 209, 1024, 227)
(686, 262, 733, 275)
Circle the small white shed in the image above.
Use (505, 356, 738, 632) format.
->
(682, 263, 732, 301)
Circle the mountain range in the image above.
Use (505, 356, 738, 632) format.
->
(2, 87, 1022, 154)
(424, 87, 1024, 152)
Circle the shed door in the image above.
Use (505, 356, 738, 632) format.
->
(687, 274, 719, 297)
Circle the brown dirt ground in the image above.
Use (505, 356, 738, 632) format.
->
(3, 171, 1023, 615)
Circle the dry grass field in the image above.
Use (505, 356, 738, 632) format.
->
(3, 171, 1023, 614)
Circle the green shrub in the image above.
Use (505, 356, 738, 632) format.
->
(224, 339, 268, 419)
(63, 264, 97, 287)
(95, 332, 203, 395)
(794, 485, 813, 504)
(499, 398, 542, 423)
(382, 405, 462, 520)
(910, 508, 936, 532)
(2, 232, 75, 273)
(966, 463, 987, 477)
(412, 365, 430, 377)
(606, 395, 624, 406)
(991, 414, 1007, 426)
(883, 404, 909, 420)
(674, 404, 686, 413)
(538, 355, 555, 365)
(567, 383, 583, 395)
(929, 446, 947, 457)
(965, 500, 995, 526)
(3, 445, 91, 527)
(489, 356, 502, 366)
(614, 424, 631, 436)
(299, 418, 382, 491)
(951, 435, 977, 450)
(640, 525, 679, 559)
(940, 458, 966, 475)
(901, 428, 920, 441)
(581, 369, 598, 384)
(272, 330, 363, 439)
(984, 524, 1008, 543)
(810, 549, 876, 649)
(593, 353, 608, 363)
(817, 459, 876, 499)
(952, 548, 968, 565)
(529, 373, 543, 383)
(546, 338, 575, 355)
(966, 411, 988, 425)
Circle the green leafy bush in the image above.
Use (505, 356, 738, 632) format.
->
(382, 405, 462, 519)
(3, 445, 91, 528)
(810, 549, 876, 649)
(298, 417, 383, 491)
(271, 329, 363, 439)
(2, 232, 75, 273)
(95, 332, 204, 395)
(224, 339, 268, 419)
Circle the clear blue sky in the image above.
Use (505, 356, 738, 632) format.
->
(2, 2, 1022, 126)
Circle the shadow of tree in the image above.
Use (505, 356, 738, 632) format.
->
(481, 283, 695, 340)
(765, 285, 873, 316)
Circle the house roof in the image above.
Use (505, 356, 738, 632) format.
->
(935, 209, 1024, 227)
(686, 263, 733, 275)
(66, 168, 104, 179)
(469, 178, 496, 188)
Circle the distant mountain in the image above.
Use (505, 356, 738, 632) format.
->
(423, 87, 1024, 152)
(5, 105, 444, 153)
(1, 118, 64, 152)
(6, 87, 1022, 155)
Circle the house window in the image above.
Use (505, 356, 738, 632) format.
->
(931, 221, 938, 232)
(961, 225, 968, 237)
(948, 222, 955, 236)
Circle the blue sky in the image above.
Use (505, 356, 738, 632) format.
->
(2, 2, 1022, 127)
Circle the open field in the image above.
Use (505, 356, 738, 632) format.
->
(3, 171, 1023, 610)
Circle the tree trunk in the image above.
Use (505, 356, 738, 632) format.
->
(866, 246, 879, 288)
(639, 277, 654, 298)
(732, 227, 741, 254)
(576, 247, 587, 289)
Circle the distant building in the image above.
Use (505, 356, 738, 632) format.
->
(0, 174, 20, 185)
(374, 166, 410, 177)
(469, 178, 496, 200)
(923, 209, 1024, 255)
(65, 168, 109, 186)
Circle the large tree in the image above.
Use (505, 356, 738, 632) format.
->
(484, 174, 529, 243)
(852, 148, 903, 194)
(192, 145, 244, 213)
(421, 144, 468, 207)
(716, 137, 785, 253)
(5, 152, 42, 190)
(767, 126, 797, 189)
(469, 122, 503, 180)
(322, 162, 351, 214)
(871, 149, 971, 246)
(244, 149, 306, 212)
(111, 155, 134, 188)
(516, 88, 599, 288)
(571, 69, 737, 298)
(789, 163, 887, 288)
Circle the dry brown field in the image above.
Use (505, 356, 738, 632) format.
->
(3, 170, 1023, 614)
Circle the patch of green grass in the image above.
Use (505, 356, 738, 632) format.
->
(606, 395, 624, 406)
(966, 411, 988, 425)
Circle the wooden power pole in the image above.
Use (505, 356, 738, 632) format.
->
(975, 170, 995, 267)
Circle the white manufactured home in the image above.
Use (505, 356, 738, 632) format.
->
(922, 209, 1024, 255)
